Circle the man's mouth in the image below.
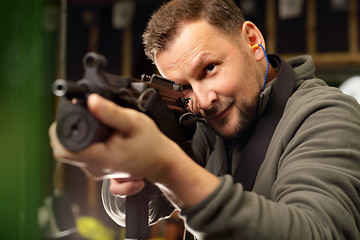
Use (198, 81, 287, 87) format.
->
(205, 103, 233, 122)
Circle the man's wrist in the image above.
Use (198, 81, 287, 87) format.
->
(153, 142, 220, 209)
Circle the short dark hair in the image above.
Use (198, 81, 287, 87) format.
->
(142, 0, 246, 63)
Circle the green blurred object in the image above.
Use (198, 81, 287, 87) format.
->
(0, 0, 57, 239)
(76, 216, 117, 240)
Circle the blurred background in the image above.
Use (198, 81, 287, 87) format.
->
(0, 0, 359, 239)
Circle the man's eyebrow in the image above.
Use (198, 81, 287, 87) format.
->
(187, 52, 208, 77)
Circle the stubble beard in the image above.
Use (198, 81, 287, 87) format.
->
(206, 98, 258, 140)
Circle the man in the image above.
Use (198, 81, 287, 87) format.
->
(49, 0, 360, 239)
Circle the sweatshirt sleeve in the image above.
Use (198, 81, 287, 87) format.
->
(179, 85, 360, 240)
(100, 122, 216, 227)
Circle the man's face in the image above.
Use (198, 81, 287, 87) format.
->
(155, 20, 263, 139)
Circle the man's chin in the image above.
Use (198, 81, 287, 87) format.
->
(210, 120, 252, 140)
(211, 124, 239, 140)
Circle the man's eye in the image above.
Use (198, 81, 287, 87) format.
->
(181, 84, 192, 91)
(205, 64, 215, 73)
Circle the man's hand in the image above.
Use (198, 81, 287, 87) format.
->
(49, 93, 176, 181)
(49, 93, 220, 209)
(109, 178, 145, 197)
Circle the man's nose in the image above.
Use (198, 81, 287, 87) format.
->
(192, 85, 217, 112)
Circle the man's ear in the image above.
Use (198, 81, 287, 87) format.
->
(242, 21, 265, 61)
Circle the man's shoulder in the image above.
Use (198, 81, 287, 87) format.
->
(286, 77, 360, 121)
(295, 77, 348, 102)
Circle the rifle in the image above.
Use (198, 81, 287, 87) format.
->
(52, 52, 197, 239)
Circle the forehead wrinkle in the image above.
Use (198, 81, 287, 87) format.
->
(156, 21, 227, 82)
(162, 44, 202, 82)
(174, 44, 202, 78)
